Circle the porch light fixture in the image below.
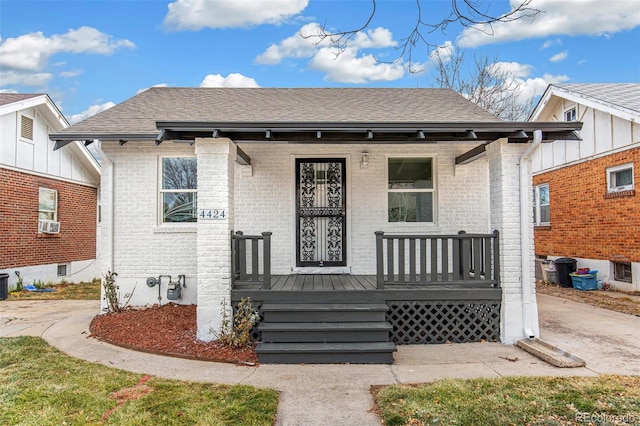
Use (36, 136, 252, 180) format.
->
(316, 130, 322, 139)
(366, 130, 373, 139)
(417, 130, 425, 139)
(514, 130, 528, 139)
(265, 129, 272, 139)
(360, 151, 370, 169)
(118, 140, 127, 146)
(463, 130, 477, 140)
(212, 129, 219, 138)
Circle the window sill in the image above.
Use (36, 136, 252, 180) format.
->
(154, 226, 197, 234)
(36, 233, 61, 238)
(534, 225, 551, 230)
(605, 189, 635, 199)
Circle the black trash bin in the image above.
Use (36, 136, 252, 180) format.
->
(0, 273, 9, 300)
(554, 258, 577, 288)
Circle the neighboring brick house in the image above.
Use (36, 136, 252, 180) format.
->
(530, 83, 640, 292)
(0, 94, 101, 289)
(51, 88, 580, 363)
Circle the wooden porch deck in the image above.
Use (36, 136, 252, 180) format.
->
(231, 274, 500, 304)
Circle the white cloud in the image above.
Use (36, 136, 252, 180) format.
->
(0, 27, 135, 72)
(68, 101, 115, 124)
(0, 27, 134, 89)
(541, 38, 561, 49)
(256, 23, 403, 83)
(255, 22, 324, 64)
(164, 0, 308, 30)
(59, 70, 82, 77)
(549, 51, 568, 62)
(458, 0, 640, 47)
(0, 88, 18, 93)
(137, 83, 169, 94)
(0, 70, 52, 87)
(489, 61, 569, 104)
(199, 73, 260, 87)
(429, 41, 455, 65)
(310, 47, 404, 84)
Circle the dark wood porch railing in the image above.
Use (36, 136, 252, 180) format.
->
(231, 231, 272, 289)
(375, 230, 500, 289)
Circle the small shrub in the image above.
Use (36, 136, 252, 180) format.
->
(212, 298, 259, 348)
(102, 271, 134, 313)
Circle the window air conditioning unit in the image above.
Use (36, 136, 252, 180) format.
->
(39, 220, 61, 234)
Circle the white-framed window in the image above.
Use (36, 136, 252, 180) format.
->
(607, 163, 634, 193)
(564, 107, 576, 122)
(613, 261, 632, 283)
(387, 157, 435, 222)
(38, 187, 58, 222)
(533, 183, 550, 226)
(160, 157, 197, 223)
(20, 114, 34, 141)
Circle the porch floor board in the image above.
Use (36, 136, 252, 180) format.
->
(231, 274, 500, 304)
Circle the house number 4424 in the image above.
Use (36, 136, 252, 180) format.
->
(199, 209, 227, 220)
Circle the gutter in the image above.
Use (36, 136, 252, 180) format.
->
(519, 129, 543, 339)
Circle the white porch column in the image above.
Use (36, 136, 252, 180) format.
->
(195, 137, 236, 341)
(487, 139, 540, 344)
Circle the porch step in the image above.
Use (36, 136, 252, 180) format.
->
(259, 322, 393, 343)
(260, 303, 389, 322)
(255, 342, 396, 364)
(256, 302, 395, 364)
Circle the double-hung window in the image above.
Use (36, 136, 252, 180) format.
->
(38, 188, 58, 222)
(533, 183, 550, 226)
(388, 157, 435, 222)
(606, 163, 634, 193)
(564, 107, 576, 122)
(160, 157, 197, 223)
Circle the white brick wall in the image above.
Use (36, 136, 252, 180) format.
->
(99, 141, 199, 311)
(487, 140, 539, 343)
(195, 138, 235, 341)
(100, 139, 539, 341)
(234, 143, 491, 275)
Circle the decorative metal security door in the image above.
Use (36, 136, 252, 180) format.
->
(296, 159, 346, 267)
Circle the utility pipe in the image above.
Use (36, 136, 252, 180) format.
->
(519, 129, 543, 339)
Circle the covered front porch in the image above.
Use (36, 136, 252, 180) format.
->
(231, 230, 502, 361)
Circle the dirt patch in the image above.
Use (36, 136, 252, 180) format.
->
(89, 304, 257, 365)
(537, 282, 640, 317)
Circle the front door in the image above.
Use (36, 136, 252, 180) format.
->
(296, 159, 346, 267)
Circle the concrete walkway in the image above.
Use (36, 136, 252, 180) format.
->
(1, 295, 639, 425)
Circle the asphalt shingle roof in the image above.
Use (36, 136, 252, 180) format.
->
(555, 83, 640, 113)
(55, 87, 503, 138)
(0, 93, 43, 107)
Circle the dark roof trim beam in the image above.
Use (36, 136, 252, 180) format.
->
(455, 144, 489, 165)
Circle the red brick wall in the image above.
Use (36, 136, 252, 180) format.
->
(0, 168, 97, 269)
(533, 147, 640, 262)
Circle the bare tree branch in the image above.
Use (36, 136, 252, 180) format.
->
(301, 0, 540, 68)
(431, 47, 536, 121)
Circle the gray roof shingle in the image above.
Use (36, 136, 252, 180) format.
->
(55, 87, 503, 137)
(0, 93, 43, 107)
(555, 83, 640, 113)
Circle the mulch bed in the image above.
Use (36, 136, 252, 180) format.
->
(89, 303, 257, 365)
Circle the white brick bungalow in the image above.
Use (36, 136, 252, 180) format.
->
(52, 88, 581, 363)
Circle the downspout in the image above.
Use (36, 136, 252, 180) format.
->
(519, 129, 542, 339)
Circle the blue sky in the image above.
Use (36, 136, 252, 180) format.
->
(1, 0, 639, 123)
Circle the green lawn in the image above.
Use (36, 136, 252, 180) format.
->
(373, 375, 640, 425)
(8, 279, 101, 300)
(0, 337, 278, 425)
